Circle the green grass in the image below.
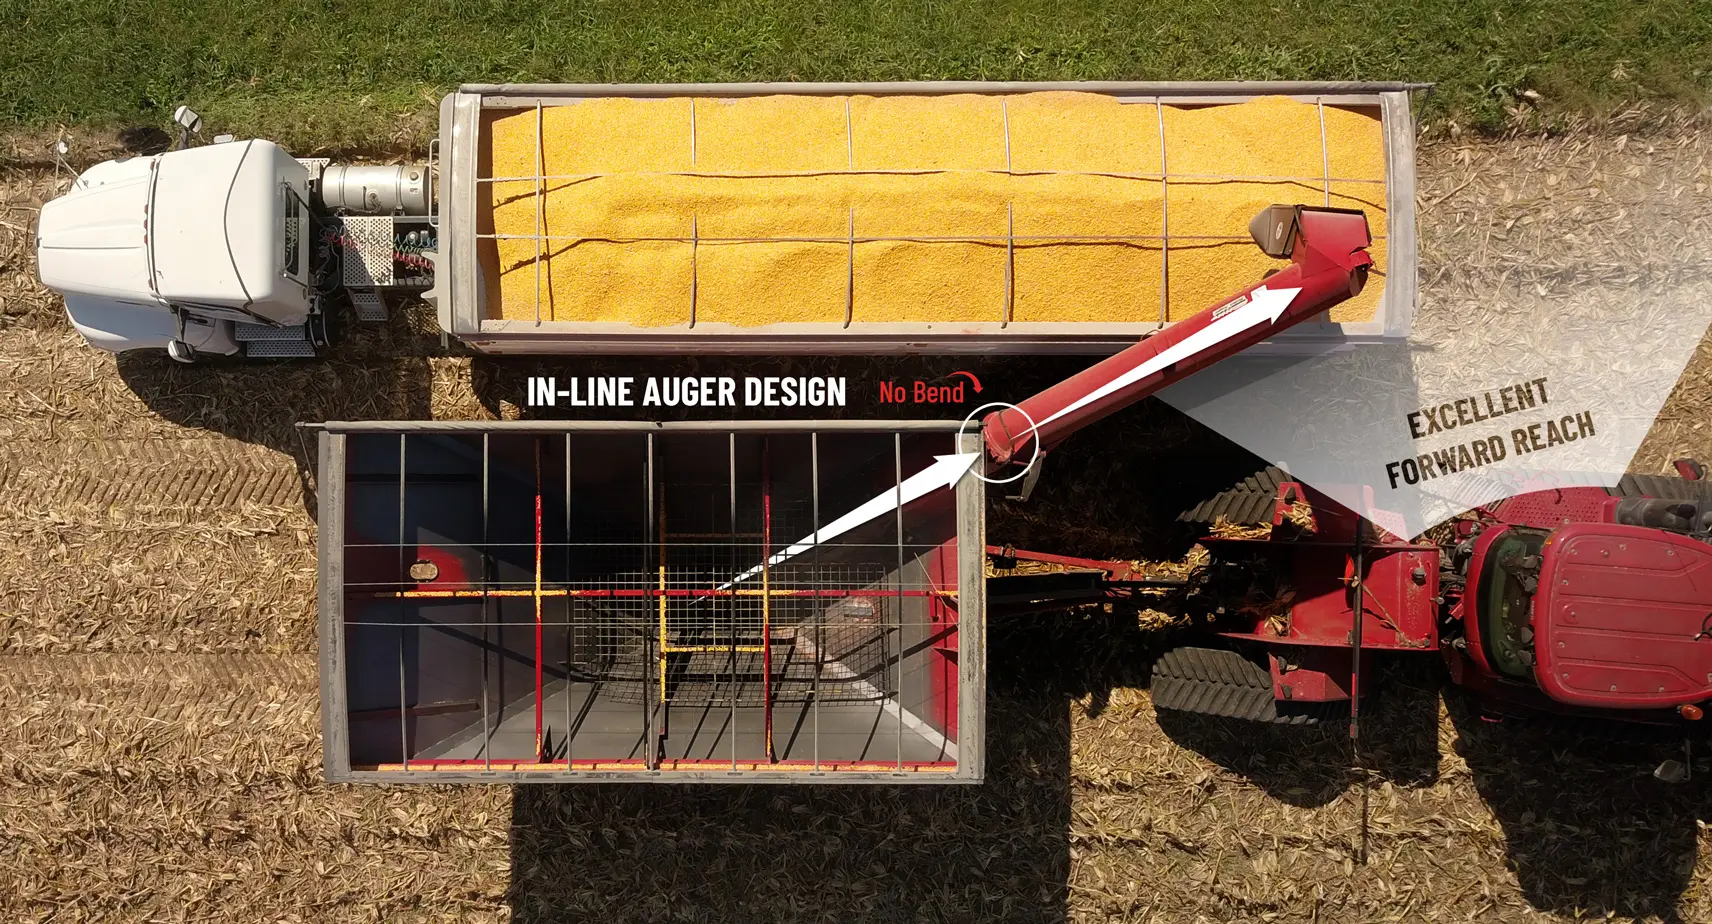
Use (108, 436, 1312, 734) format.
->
(3, 0, 1708, 151)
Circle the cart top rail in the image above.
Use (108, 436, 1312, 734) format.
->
(458, 80, 1434, 99)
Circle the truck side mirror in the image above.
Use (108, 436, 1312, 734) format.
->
(172, 105, 203, 152)
(1248, 204, 1300, 259)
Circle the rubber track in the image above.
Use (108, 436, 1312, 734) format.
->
(1150, 646, 1319, 725)
(1180, 468, 1712, 527)
(1178, 466, 1287, 526)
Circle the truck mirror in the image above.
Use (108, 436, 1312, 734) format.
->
(172, 105, 203, 134)
(172, 105, 203, 152)
(1248, 204, 1299, 258)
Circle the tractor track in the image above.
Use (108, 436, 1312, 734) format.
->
(1150, 645, 1329, 725)
(0, 653, 321, 775)
(0, 439, 305, 510)
(0, 652, 318, 732)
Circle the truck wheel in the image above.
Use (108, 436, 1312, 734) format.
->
(1151, 646, 1324, 725)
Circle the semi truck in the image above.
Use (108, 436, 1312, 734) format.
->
(34, 81, 1420, 361)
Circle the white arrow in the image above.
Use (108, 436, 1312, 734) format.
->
(721, 451, 981, 588)
(1029, 284, 1302, 433)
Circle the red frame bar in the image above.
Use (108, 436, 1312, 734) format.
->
(533, 438, 545, 761)
(364, 758, 959, 772)
(761, 439, 776, 763)
(362, 588, 952, 599)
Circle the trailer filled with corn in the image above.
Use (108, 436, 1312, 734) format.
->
(36, 81, 1419, 361)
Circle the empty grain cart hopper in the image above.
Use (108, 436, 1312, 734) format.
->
(430, 81, 1420, 354)
(316, 421, 984, 782)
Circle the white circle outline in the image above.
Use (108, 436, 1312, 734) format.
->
(958, 401, 1042, 485)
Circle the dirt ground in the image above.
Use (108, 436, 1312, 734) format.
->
(2, 117, 1711, 923)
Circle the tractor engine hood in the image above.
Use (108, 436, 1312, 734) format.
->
(1533, 523, 1712, 709)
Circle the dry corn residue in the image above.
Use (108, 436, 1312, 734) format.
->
(483, 93, 1388, 327)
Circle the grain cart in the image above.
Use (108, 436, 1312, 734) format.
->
(36, 81, 1420, 361)
(313, 202, 1378, 782)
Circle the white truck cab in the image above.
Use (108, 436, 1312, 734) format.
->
(36, 138, 315, 360)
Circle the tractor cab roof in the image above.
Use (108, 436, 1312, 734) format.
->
(1531, 523, 1712, 709)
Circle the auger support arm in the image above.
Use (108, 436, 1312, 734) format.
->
(983, 205, 1373, 466)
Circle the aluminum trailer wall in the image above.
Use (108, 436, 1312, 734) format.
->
(428, 81, 1420, 355)
(317, 421, 985, 783)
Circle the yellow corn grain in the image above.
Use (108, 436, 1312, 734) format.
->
(1014, 244, 1163, 323)
(483, 93, 1389, 329)
(849, 94, 1008, 171)
(1004, 91, 1163, 174)
(696, 242, 847, 325)
(1162, 95, 1326, 178)
(693, 96, 849, 173)
(854, 241, 1008, 323)
(1323, 104, 1388, 180)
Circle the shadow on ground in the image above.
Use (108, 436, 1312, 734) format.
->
(1153, 653, 1444, 808)
(1158, 656, 1708, 920)
(503, 605, 1164, 924)
(1445, 696, 1710, 923)
(114, 302, 440, 515)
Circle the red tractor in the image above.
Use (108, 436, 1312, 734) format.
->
(1151, 468, 1712, 737)
(975, 201, 1712, 768)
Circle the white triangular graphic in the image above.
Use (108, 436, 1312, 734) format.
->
(1159, 275, 1712, 537)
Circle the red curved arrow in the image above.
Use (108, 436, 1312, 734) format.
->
(948, 371, 983, 393)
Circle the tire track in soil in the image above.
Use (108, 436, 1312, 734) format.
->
(0, 652, 318, 723)
(0, 438, 306, 510)
(0, 653, 321, 773)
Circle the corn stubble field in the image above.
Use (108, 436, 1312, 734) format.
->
(3, 117, 1712, 923)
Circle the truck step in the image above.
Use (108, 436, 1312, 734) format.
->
(350, 290, 388, 322)
(243, 338, 318, 359)
(234, 322, 310, 342)
(1150, 646, 1322, 725)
